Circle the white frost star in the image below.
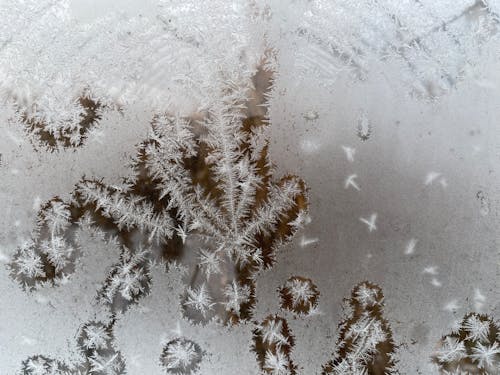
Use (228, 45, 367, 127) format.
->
(344, 174, 360, 191)
(360, 213, 377, 232)
(341, 145, 356, 162)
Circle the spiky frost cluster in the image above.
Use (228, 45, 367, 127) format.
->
(21, 355, 69, 375)
(279, 276, 319, 316)
(78, 321, 125, 375)
(160, 338, 203, 375)
(432, 313, 500, 374)
(74, 78, 307, 321)
(322, 282, 397, 375)
(173, 79, 308, 322)
(18, 94, 104, 150)
(8, 74, 308, 325)
(266, 0, 500, 99)
(253, 315, 296, 375)
(98, 247, 151, 310)
(0, 0, 264, 149)
(10, 199, 78, 288)
(20, 321, 124, 375)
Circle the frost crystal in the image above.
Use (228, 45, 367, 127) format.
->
(20, 320, 125, 375)
(223, 281, 252, 317)
(182, 283, 215, 319)
(160, 338, 203, 375)
(432, 313, 500, 374)
(8, 68, 308, 372)
(279, 276, 319, 316)
(322, 282, 396, 375)
(9, 199, 78, 288)
(100, 247, 150, 308)
(253, 315, 296, 375)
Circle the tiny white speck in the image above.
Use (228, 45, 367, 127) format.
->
(423, 266, 438, 275)
(0, 251, 9, 263)
(300, 236, 319, 247)
(405, 238, 418, 255)
(444, 300, 459, 312)
(359, 213, 377, 232)
(341, 145, 356, 162)
(474, 288, 486, 311)
(424, 171, 441, 185)
(21, 336, 37, 346)
(431, 278, 442, 287)
(300, 138, 321, 153)
(32, 196, 42, 211)
(344, 174, 360, 191)
(303, 110, 319, 121)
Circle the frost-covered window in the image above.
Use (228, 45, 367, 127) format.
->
(1, 1, 499, 374)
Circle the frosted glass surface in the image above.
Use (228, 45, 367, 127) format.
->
(0, 1, 499, 374)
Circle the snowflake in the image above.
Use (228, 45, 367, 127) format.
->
(259, 318, 288, 347)
(13, 242, 45, 279)
(263, 350, 290, 375)
(160, 338, 203, 375)
(470, 342, 500, 369)
(436, 337, 467, 363)
(197, 248, 221, 279)
(88, 352, 124, 375)
(279, 276, 319, 316)
(9, 198, 78, 288)
(80, 323, 111, 351)
(462, 315, 491, 342)
(23, 356, 51, 375)
(20, 318, 125, 374)
(353, 282, 380, 308)
(100, 247, 150, 306)
(41, 200, 72, 233)
(40, 236, 74, 272)
(183, 283, 215, 319)
(21, 354, 70, 375)
(223, 281, 251, 317)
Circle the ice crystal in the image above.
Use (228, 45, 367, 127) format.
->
(322, 282, 397, 375)
(160, 338, 203, 375)
(9, 199, 79, 288)
(19, 320, 124, 375)
(278, 276, 319, 316)
(8, 73, 308, 324)
(182, 284, 215, 319)
(223, 281, 252, 318)
(432, 313, 500, 374)
(99, 247, 151, 308)
(253, 315, 296, 375)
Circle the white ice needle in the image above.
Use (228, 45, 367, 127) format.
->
(360, 213, 377, 232)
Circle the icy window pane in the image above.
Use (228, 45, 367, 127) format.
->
(1, 1, 499, 374)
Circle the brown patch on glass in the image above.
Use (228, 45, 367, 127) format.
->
(253, 315, 297, 375)
(431, 312, 500, 374)
(322, 282, 397, 375)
